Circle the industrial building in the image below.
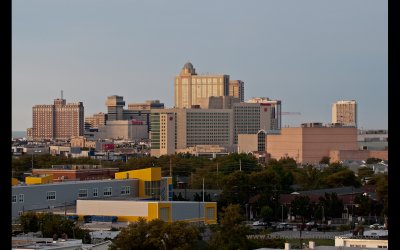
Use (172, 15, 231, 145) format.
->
(12, 178, 138, 221)
(76, 200, 217, 224)
(12, 167, 172, 222)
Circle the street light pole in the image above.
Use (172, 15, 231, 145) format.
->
(31, 149, 41, 171)
(31, 151, 34, 171)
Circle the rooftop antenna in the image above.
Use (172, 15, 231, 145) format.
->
(61, 90, 63, 99)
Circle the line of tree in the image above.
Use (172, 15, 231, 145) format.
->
(19, 212, 91, 243)
(12, 153, 388, 219)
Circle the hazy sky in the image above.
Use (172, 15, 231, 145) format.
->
(12, 0, 388, 131)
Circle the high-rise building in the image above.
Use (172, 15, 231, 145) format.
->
(104, 96, 164, 132)
(332, 100, 357, 127)
(106, 95, 125, 121)
(174, 62, 230, 108)
(29, 98, 84, 140)
(128, 100, 164, 110)
(229, 80, 244, 102)
(85, 112, 107, 130)
(150, 108, 234, 156)
(150, 102, 280, 156)
(246, 97, 282, 132)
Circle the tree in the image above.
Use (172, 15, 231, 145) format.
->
(110, 218, 200, 250)
(357, 167, 374, 181)
(323, 162, 347, 176)
(290, 196, 311, 222)
(219, 171, 251, 207)
(207, 204, 253, 250)
(318, 193, 344, 219)
(296, 165, 323, 190)
(319, 156, 330, 164)
(163, 221, 200, 250)
(325, 169, 361, 188)
(193, 192, 211, 202)
(110, 217, 153, 250)
(19, 212, 90, 243)
(19, 212, 39, 233)
(366, 157, 382, 164)
(260, 206, 274, 222)
(374, 174, 388, 216)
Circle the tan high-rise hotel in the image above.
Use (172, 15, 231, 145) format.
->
(174, 62, 244, 108)
(28, 98, 84, 140)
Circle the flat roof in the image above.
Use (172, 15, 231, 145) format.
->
(12, 178, 137, 188)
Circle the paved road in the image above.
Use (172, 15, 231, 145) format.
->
(268, 230, 347, 239)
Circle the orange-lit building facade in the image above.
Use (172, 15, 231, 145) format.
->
(266, 125, 358, 164)
(29, 98, 84, 140)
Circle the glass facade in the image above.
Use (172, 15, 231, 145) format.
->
(144, 180, 161, 199)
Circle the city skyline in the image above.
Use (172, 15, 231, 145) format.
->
(12, 1, 388, 131)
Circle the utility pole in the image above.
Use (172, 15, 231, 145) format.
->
(239, 159, 242, 171)
(169, 158, 172, 177)
(216, 162, 219, 187)
(31, 150, 34, 171)
(202, 178, 205, 202)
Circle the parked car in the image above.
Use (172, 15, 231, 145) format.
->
(369, 223, 384, 229)
(252, 220, 271, 227)
(276, 223, 293, 230)
(306, 221, 316, 226)
(305, 221, 317, 230)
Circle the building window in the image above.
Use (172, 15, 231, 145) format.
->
(144, 181, 160, 199)
(18, 211, 23, 216)
(121, 186, 131, 195)
(46, 191, 56, 201)
(18, 194, 24, 203)
(103, 187, 112, 197)
(78, 189, 88, 198)
(206, 207, 215, 220)
(12, 195, 17, 203)
(93, 188, 98, 197)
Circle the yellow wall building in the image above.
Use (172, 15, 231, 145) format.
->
(115, 167, 172, 201)
(12, 178, 19, 186)
(76, 200, 217, 224)
(25, 174, 54, 185)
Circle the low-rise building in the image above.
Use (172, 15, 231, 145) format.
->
(266, 124, 358, 164)
(25, 174, 54, 185)
(32, 165, 119, 182)
(76, 200, 217, 224)
(329, 149, 388, 163)
(12, 167, 172, 222)
(335, 230, 388, 249)
(12, 178, 138, 221)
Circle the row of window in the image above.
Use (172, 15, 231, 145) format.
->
(12, 194, 24, 203)
(12, 186, 131, 203)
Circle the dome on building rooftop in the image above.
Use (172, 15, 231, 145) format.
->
(183, 62, 194, 70)
(181, 61, 196, 75)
